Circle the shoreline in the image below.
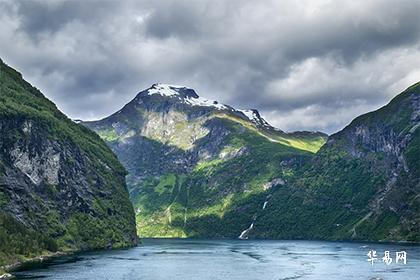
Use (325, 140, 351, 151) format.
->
(138, 236, 420, 245)
(0, 250, 76, 279)
(0, 242, 139, 279)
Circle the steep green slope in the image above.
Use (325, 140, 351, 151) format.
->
(249, 82, 420, 242)
(84, 84, 326, 237)
(134, 120, 312, 237)
(0, 59, 138, 267)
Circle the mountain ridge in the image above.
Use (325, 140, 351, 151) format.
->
(85, 83, 327, 152)
(84, 81, 419, 241)
(83, 83, 327, 237)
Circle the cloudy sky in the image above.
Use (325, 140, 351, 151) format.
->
(0, 0, 419, 134)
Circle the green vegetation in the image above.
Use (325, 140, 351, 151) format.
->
(253, 83, 420, 242)
(0, 212, 58, 267)
(86, 63, 417, 242)
(128, 82, 419, 241)
(0, 61, 126, 178)
(0, 59, 137, 268)
(132, 118, 312, 237)
(85, 83, 325, 239)
(279, 134, 326, 153)
(213, 113, 327, 153)
(96, 128, 120, 142)
(254, 148, 385, 240)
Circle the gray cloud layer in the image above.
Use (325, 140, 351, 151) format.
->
(1, 0, 419, 133)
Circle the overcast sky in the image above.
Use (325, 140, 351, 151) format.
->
(0, 0, 419, 134)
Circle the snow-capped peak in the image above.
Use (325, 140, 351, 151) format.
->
(143, 83, 229, 110)
(238, 109, 273, 129)
(146, 83, 187, 97)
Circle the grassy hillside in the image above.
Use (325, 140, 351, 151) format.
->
(130, 118, 314, 237)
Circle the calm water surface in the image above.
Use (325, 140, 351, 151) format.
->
(14, 239, 420, 280)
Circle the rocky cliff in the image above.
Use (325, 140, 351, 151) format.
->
(84, 83, 327, 237)
(252, 82, 419, 241)
(0, 59, 138, 267)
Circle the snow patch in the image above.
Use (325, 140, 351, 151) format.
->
(238, 109, 271, 128)
(146, 83, 229, 110)
(146, 83, 185, 97)
(239, 109, 258, 122)
(184, 96, 228, 110)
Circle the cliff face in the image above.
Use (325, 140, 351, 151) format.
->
(84, 84, 326, 237)
(253, 83, 419, 242)
(0, 59, 138, 266)
(322, 83, 419, 240)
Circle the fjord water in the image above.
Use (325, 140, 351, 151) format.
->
(14, 239, 420, 280)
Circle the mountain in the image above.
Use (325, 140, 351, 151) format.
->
(0, 59, 138, 268)
(83, 83, 327, 237)
(249, 82, 420, 241)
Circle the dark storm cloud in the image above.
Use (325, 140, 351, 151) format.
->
(16, 0, 122, 36)
(144, 2, 205, 39)
(0, 0, 419, 133)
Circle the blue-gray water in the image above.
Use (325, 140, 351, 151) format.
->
(14, 239, 420, 280)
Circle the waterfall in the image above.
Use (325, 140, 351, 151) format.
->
(238, 222, 254, 239)
(238, 198, 270, 239)
(262, 201, 268, 210)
